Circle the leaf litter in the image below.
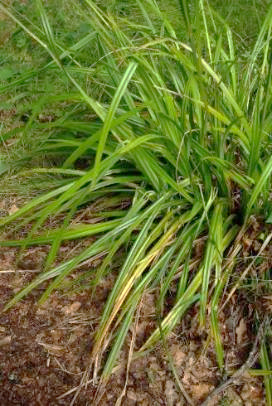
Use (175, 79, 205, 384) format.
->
(0, 219, 271, 405)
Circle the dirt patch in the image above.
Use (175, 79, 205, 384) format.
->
(0, 220, 270, 405)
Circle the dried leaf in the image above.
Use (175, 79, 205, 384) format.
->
(0, 336, 11, 346)
(127, 390, 138, 402)
(190, 383, 213, 401)
(165, 380, 178, 406)
(62, 301, 81, 315)
(236, 318, 247, 344)
(8, 204, 19, 215)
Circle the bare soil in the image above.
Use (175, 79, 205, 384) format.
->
(0, 219, 271, 405)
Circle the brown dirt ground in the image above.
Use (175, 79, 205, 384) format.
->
(0, 214, 271, 405)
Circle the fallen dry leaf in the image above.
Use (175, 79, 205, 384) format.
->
(62, 301, 82, 315)
(182, 371, 192, 386)
(127, 390, 138, 402)
(171, 344, 186, 367)
(190, 383, 213, 402)
(164, 380, 179, 406)
(0, 336, 11, 346)
(236, 318, 247, 344)
(8, 204, 19, 215)
(225, 387, 243, 405)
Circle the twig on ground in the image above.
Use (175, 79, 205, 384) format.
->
(200, 316, 269, 406)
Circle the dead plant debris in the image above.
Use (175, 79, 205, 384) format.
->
(0, 221, 271, 405)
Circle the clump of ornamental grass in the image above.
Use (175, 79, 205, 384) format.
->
(0, 0, 272, 390)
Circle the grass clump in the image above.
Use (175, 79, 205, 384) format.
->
(0, 0, 272, 395)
